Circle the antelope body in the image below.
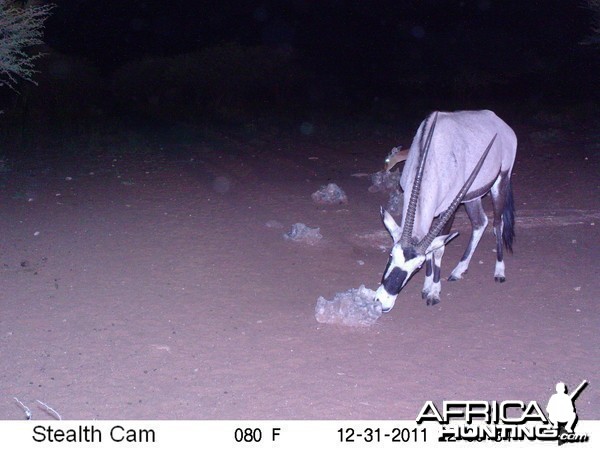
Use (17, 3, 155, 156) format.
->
(375, 110, 517, 312)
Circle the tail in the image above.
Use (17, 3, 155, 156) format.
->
(502, 180, 515, 253)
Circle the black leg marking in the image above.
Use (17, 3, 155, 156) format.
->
(422, 258, 433, 299)
(433, 263, 441, 283)
(426, 261, 441, 306)
(491, 173, 514, 283)
(491, 172, 515, 254)
(496, 236, 504, 264)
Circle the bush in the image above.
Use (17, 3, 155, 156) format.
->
(0, 1, 53, 90)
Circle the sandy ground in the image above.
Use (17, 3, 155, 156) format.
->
(0, 121, 598, 420)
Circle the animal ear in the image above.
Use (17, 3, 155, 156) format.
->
(381, 207, 402, 243)
(425, 232, 459, 254)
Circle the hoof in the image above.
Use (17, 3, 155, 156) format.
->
(425, 296, 440, 306)
(421, 290, 429, 300)
(448, 275, 460, 282)
(495, 276, 506, 283)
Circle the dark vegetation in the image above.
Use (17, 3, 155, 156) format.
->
(0, 0, 598, 159)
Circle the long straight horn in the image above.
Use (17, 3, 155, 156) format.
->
(416, 133, 498, 254)
(400, 111, 439, 244)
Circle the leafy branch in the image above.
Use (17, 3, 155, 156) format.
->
(0, 1, 54, 90)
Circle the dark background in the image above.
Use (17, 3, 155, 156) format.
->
(1, 2, 599, 425)
(2, 0, 599, 142)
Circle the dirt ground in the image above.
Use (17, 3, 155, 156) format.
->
(0, 120, 598, 420)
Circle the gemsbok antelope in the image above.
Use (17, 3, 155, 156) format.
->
(375, 110, 517, 312)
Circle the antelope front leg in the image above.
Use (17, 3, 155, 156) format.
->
(422, 254, 434, 300)
(422, 246, 445, 305)
(449, 199, 488, 281)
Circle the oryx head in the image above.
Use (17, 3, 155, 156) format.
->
(375, 112, 497, 312)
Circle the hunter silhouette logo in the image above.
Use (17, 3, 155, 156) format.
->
(546, 380, 589, 444)
(416, 380, 590, 443)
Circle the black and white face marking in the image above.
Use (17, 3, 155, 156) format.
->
(375, 243, 425, 312)
(382, 267, 408, 294)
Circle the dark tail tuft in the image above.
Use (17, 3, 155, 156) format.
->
(502, 180, 515, 253)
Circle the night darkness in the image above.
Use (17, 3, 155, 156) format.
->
(15, 0, 595, 127)
(0, 1, 599, 424)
